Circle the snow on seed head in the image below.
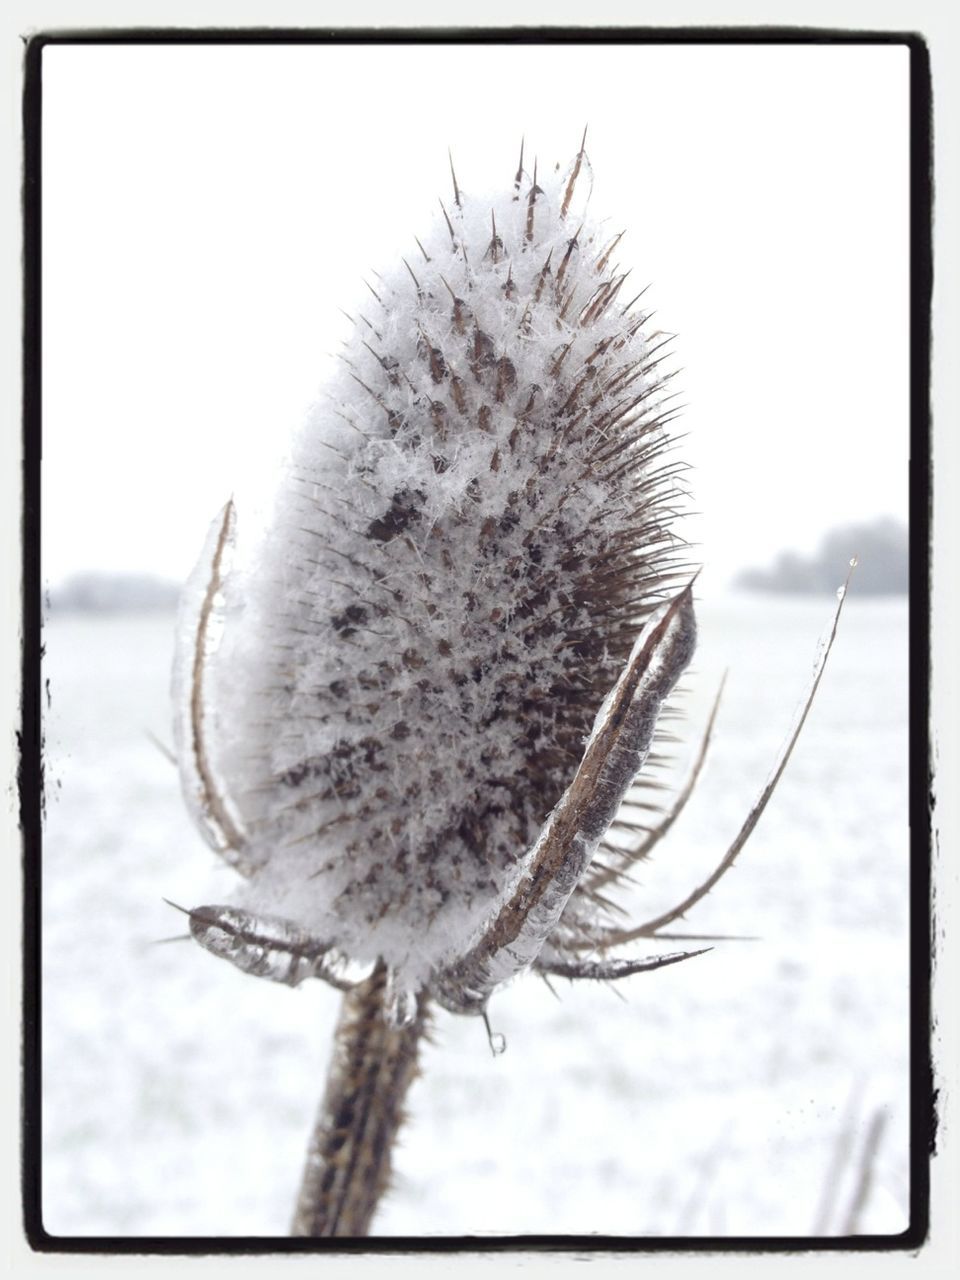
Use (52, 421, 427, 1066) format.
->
(207, 140, 689, 993)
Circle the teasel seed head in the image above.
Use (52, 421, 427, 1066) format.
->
(174, 137, 694, 1004)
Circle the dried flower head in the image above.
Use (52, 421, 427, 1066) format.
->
(173, 135, 699, 1024)
(169, 133, 852, 1239)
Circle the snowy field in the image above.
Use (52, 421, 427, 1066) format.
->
(39, 592, 910, 1239)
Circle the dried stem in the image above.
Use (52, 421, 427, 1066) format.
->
(291, 964, 427, 1237)
(840, 1108, 888, 1235)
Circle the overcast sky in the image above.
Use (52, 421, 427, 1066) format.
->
(40, 41, 910, 594)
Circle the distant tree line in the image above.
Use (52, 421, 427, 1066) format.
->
(48, 572, 181, 612)
(50, 518, 909, 609)
(735, 517, 908, 595)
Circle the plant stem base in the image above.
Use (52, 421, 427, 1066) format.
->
(291, 963, 426, 1237)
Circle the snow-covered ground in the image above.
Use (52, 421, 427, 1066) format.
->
(40, 592, 910, 1238)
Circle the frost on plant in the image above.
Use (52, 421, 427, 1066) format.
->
(171, 136, 844, 1030)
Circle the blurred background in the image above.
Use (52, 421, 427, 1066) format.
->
(40, 41, 910, 1237)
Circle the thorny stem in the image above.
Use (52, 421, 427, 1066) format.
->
(290, 964, 427, 1237)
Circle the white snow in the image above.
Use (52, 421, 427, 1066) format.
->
(41, 594, 911, 1237)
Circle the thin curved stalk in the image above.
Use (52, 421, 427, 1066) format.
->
(291, 964, 427, 1237)
(600, 570, 852, 947)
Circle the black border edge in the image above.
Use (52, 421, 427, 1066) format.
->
(21, 30, 46, 1255)
(2, 25, 934, 45)
(21, 25, 934, 1257)
(907, 31, 934, 1253)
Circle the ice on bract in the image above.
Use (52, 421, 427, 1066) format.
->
(438, 587, 697, 1008)
(171, 500, 251, 871)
